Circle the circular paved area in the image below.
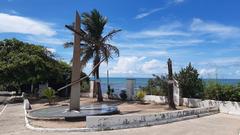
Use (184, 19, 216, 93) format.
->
(1, 104, 240, 135)
(29, 104, 119, 120)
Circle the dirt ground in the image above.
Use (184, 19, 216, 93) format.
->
(28, 97, 187, 128)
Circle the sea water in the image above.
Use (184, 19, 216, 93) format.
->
(99, 78, 240, 94)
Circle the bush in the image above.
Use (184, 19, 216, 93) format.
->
(204, 81, 240, 101)
(43, 87, 56, 104)
(80, 81, 90, 92)
(136, 90, 146, 101)
(175, 63, 204, 98)
(119, 90, 127, 100)
(140, 74, 168, 96)
(107, 85, 114, 99)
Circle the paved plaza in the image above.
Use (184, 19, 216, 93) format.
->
(1, 103, 240, 135)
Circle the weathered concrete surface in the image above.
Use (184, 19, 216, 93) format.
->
(1, 104, 240, 135)
(144, 95, 167, 104)
(86, 107, 218, 130)
(145, 95, 240, 116)
(0, 96, 8, 104)
(69, 11, 81, 111)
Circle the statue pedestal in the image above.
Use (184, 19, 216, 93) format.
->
(173, 80, 181, 106)
(89, 80, 96, 98)
(126, 79, 135, 100)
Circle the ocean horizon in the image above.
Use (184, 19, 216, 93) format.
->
(98, 77, 240, 94)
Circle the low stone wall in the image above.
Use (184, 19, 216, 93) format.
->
(182, 98, 202, 108)
(24, 99, 31, 110)
(199, 100, 240, 115)
(144, 95, 167, 104)
(80, 92, 90, 97)
(144, 95, 240, 116)
(86, 107, 218, 130)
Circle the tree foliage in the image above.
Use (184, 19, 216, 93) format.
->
(43, 87, 56, 104)
(175, 63, 204, 98)
(65, 9, 120, 102)
(204, 81, 240, 101)
(140, 74, 168, 96)
(0, 38, 88, 93)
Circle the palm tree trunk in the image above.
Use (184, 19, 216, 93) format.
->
(96, 66, 103, 102)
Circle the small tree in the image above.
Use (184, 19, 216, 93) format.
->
(43, 87, 56, 105)
(175, 63, 204, 98)
(136, 90, 146, 102)
(139, 74, 168, 96)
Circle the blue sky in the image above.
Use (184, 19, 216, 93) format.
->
(0, 0, 240, 78)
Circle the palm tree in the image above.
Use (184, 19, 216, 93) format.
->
(64, 9, 121, 102)
(81, 9, 121, 102)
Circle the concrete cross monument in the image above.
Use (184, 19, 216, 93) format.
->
(167, 58, 177, 109)
(69, 11, 81, 111)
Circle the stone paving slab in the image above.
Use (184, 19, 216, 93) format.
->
(1, 103, 240, 135)
(0, 96, 8, 103)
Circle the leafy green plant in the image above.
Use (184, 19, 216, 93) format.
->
(81, 81, 90, 92)
(140, 74, 168, 96)
(204, 81, 240, 101)
(175, 63, 204, 98)
(107, 85, 114, 99)
(43, 87, 56, 104)
(136, 90, 146, 101)
(119, 90, 127, 100)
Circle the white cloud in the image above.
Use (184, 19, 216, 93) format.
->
(127, 22, 189, 38)
(0, 13, 56, 36)
(3, 9, 19, 15)
(135, 8, 163, 19)
(153, 39, 204, 47)
(199, 68, 216, 78)
(46, 48, 56, 53)
(199, 57, 240, 67)
(190, 18, 240, 38)
(110, 56, 143, 74)
(236, 70, 240, 75)
(116, 38, 204, 51)
(173, 0, 185, 3)
(141, 59, 166, 74)
(26, 35, 66, 45)
(110, 56, 167, 76)
(135, 0, 185, 19)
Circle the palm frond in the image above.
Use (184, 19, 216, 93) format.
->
(101, 29, 121, 42)
(63, 42, 73, 48)
(104, 44, 120, 57)
(80, 46, 94, 68)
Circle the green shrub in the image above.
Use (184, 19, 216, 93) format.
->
(119, 90, 127, 100)
(204, 81, 240, 102)
(43, 87, 56, 104)
(136, 90, 146, 101)
(175, 63, 204, 98)
(140, 75, 168, 96)
(107, 85, 114, 99)
(81, 81, 90, 92)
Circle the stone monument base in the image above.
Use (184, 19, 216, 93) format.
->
(28, 104, 119, 121)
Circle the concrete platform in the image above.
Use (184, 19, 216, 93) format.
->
(28, 104, 119, 121)
(1, 104, 240, 135)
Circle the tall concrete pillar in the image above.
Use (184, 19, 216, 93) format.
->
(89, 80, 96, 98)
(173, 80, 181, 106)
(70, 11, 81, 111)
(126, 78, 135, 100)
